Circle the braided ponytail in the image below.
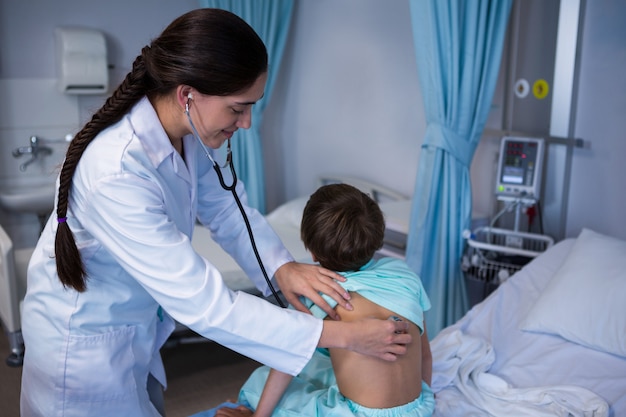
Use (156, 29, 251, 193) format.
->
(55, 53, 148, 291)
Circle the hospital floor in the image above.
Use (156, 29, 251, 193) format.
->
(0, 325, 260, 417)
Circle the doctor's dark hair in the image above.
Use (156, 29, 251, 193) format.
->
(300, 184, 385, 272)
(55, 8, 268, 292)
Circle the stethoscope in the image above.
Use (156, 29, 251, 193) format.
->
(185, 93, 286, 307)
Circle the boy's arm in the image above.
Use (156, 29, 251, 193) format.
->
(421, 322, 432, 386)
(252, 368, 293, 417)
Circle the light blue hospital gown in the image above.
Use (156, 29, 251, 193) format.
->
(196, 258, 436, 417)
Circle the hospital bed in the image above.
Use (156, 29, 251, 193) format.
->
(430, 228, 626, 416)
(194, 221, 626, 415)
(191, 176, 626, 415)
(191, 176, 411, 296)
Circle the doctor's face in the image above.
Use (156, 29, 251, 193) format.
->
(188, 72, 267, 149)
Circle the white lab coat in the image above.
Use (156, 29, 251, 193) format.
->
(20, 97, 322, 417)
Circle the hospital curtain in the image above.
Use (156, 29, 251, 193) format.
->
(406, 0, 512, 337)
(198, 0, 295, 213)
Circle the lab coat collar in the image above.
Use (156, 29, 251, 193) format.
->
(128, 97, 177, 169)
(128, 97, 194, 187)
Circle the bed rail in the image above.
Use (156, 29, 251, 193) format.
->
(318, 175, 408, 203)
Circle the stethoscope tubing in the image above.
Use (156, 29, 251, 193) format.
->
(185, 102, 285, 307)
(220, 165, 285, 307)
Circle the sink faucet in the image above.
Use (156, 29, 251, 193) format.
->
(12, 135, 53, 171)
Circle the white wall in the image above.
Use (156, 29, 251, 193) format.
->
(467, 0, 626, 242)
(0, 0, 198, 247)
(0, 0, 423, 209)
(566, 0, 626, 240)
(0, 0, 197, 81)
(261, 0, 424, 208)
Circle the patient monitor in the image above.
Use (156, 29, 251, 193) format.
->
(495, 136, 545, 201)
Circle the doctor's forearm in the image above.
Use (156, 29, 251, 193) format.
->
(317, 320, 349, 349)
(318, 318, 411, 362)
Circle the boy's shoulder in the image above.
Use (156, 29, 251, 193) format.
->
(345, 257, 419, 283)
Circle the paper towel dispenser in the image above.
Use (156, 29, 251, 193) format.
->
(55, 27, 108, 95)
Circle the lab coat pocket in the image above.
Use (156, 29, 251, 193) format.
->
(63, 326, 138, 403)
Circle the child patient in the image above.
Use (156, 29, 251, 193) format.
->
(210, 183, 435, 417)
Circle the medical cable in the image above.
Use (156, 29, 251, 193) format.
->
(489, 199, 519, 230)
(535, 200, 545, 234)
(185, 100, 286, 307)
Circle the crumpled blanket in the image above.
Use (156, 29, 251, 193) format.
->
(430, 329, 609, 417)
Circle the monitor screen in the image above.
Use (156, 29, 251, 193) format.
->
(495, 137, 544, 199)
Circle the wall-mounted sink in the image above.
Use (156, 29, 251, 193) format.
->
(0, 180, 56, 215)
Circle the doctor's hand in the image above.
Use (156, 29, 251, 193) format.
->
(274, 262, 353, 320)
(320, 318, 412, 362)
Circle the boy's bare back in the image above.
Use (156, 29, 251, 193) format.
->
(329, 292, 425, 409)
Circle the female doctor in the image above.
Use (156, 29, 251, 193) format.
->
(19, 8, 411, 417)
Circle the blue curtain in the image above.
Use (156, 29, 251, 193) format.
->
(199, 0, 295, 213)
(406, 0, 512, 337)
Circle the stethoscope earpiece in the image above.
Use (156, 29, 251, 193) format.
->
(185, 93, 193, 113)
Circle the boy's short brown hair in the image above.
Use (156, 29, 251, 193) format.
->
(301, 183, 385, 272)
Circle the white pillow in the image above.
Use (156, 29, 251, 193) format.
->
(520, 228, 626, 357)
(265, 196, 308, 228)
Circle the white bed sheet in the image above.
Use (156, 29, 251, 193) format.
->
(432, 238, 626, 416)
